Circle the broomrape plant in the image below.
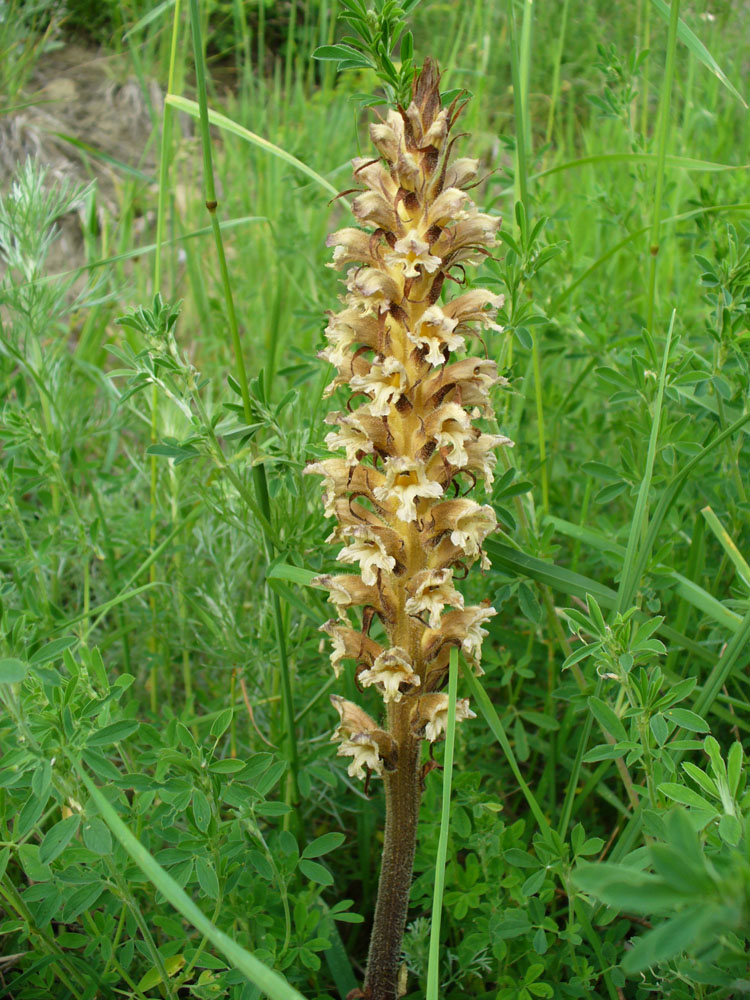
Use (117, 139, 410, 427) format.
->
(306, 60, 507, 1000)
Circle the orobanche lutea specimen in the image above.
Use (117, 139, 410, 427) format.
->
(307, 60, 507, 1000)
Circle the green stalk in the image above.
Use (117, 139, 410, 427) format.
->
(693, 610, 750, 723)
(148, 0, 183, 714)
(147, 390, 159, 714)
(187, 0, 300, 818)
(616, 310, 675, 612)
(508, 0, 548, 512)
(645, 0, 681, 335)
(518, 0, 534, 162)
(624, 408, 750, 609)
(425, 647, 459, 1000)
(462, 665, 551, 836)
(640, 0, 651, 140)
(665, 515, 704, 674)
(545, 0, 571, 146)
(508, 1, 529, 211)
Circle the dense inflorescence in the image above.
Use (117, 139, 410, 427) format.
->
(306, 59, 508, 1000)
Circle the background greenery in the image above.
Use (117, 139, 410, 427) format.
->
(1, 0, 750, 997)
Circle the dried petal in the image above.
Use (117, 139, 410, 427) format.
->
(330, 694, 379, 741)
(320, 621, 383, 677)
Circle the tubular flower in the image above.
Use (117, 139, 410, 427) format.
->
(307, 60, 508, 1000)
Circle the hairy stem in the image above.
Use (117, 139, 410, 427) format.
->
(365, 716, 421, 1000)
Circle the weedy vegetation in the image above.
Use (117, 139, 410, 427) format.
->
(1, 1, 750, 999)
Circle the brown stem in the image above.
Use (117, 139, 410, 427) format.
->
(364, 725, 422, 1000)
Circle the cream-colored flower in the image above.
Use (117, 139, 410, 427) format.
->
(351, 156, 397, 200)
(373, 457, 443, 523)
(359, 647, 420, 703)
(326, 626, 347, 677)
(420, 107, 449, 148)
(395, 150, 421, 190)
(349, 357, 408, 416)
(461, 605, 497, 664)
(427, 187, 469, 227)
(438, 211, 500, 256)
(423, 357, 502, 416)
(330, 695, 394, 779)
(337, 527, 396, 586)
(413, 693, 476, 742)
(351, 190, 397, 231)
(318, 336, 355, 375)
(425, 402, 473, 467)
(337, 734, 384, 779)
(408, 305, 464, 365)
(303, 461, 339, 518)
(330, 694, 379, 741)
(345, 267, 403, 315)
(464, 433, 511, 486)
(450, 502, 497, 567)
(312, 573, 379, 620)
(320, 622, 382, 677)
(405, 568, 464, 628)
(368, 110, 405, 163)
(444, 157, 479, 189)
(324, 412, 374, 465)
(304, 458, 384, 520)
(385, 233, 442, 278)
(442, 289, 505, 333)
(326, 227, 378, 270)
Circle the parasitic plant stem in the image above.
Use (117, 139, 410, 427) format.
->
(366, 723, 421, 1000)
(307, 61, 507, 999)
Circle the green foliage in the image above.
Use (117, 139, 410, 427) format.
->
(0, 0, 62, 101)
(575, 799, 750, 986)
(2, 0, 750, 998)
(313, 0, 423, 107)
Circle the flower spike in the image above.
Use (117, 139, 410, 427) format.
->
(308, 60, 507, 1000)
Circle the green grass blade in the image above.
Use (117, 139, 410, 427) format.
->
(553, 203, 750, 309)
(52, 132, 153, 182)
(318, 905, 358, 999)
(77, 768, 306, 1000)
(626, 409, 750, 602)
(701, 506, 750, 592)
(535, 152, 748, 180)
(461, 663, 551, 836)
(5, 217, 266, 290)
(693, 611, 750, 722)
(486, 539, 618, 607)
(266, 562, 318, 587)
(646, 0, 681, 335)
(546, 516, 743, 632)
(123, 0, 176, 38)
(164, 95, 347, 204)
(426, 646, 459, 1000)
(187, 0, 300, 818)
(616, 311, 675, 612)
(651, 0, 747, 108)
